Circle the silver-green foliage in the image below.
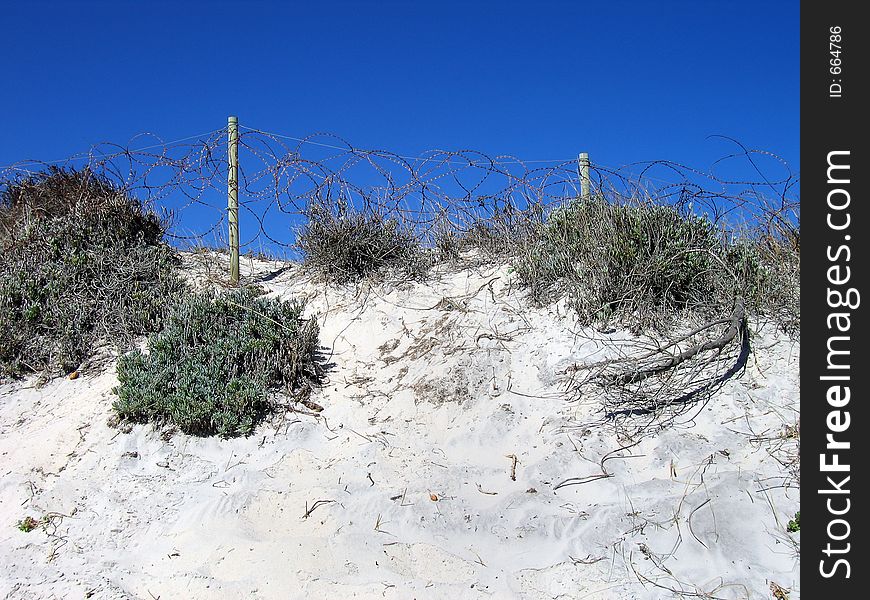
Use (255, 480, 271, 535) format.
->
(0, 167, 185, 378)
(514, 197, 766, 327)
(113, 287, 320, 437)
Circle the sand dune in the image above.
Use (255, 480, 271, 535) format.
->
(0, 254, 800, 599)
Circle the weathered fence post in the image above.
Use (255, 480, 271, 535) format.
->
(228, 116, 240, 285)
(578, 152, 591, 198)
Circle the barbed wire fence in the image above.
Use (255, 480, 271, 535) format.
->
(0, 118, 800, 276)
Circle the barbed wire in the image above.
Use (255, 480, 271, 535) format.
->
(0, 126, 799, 257)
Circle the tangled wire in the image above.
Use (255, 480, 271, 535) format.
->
(0, 126, 799, 259)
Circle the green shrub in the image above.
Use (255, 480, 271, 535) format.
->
(0, 167, 185, 378)
(113, 287, 320, 437)
(787, 510, 800, 533)
(514, 197, 723, 323)
(512, 196, 783, 329)
(717, 239, 770, 304)
(754, 236, 800, 336)
(298, 201, 429, 282)
(16, 516, 40, 533)
(703, 231, 797, 334)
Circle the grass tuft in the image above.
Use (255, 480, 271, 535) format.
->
(297, 201, 429, 283)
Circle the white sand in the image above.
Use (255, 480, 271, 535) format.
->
(0, 254, 800, 599)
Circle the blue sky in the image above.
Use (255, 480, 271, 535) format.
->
(2, 0, 798, 248)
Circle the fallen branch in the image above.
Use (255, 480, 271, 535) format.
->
(687, 499, 711, 548)
(302, 499, 335, 519)
(569, 554, 606, 565)
(476, 483, 498, 496)
(505, 454, 518, 481)
(554, 473, 612, 490)
(475, 332, 513, 345)
(608, 300, 745, 386)
(568, 299, 750, 433)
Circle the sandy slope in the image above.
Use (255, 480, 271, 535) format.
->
(0, 254, 800, 599)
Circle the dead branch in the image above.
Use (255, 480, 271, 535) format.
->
(302, 499, 335, 519)
(505, 454, 518, 481)
(568, 299, 750, 434)
(609, 300, 745, 386)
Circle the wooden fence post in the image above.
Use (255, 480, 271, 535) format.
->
(578, 152, 591, 198)
(228, 116, 240, 285)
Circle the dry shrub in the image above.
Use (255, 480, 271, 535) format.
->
(298, 201, 429, 283)
(0, 167, 185, 378)
(432, 203, 542, 263)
